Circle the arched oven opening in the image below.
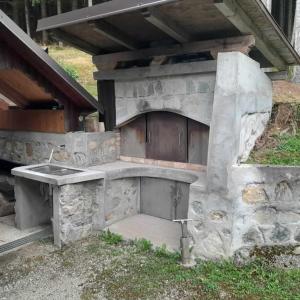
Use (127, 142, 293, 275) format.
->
(120, 111, 209, 166)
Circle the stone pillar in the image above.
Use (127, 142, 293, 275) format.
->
(188, 52, 272, 260)
(53, 180, 104, 247)
(207, 52, 272, 193)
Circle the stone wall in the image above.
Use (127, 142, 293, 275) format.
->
(115, 68, 216, 126)
(230, 165, 300, 256)
(188, 164, 300, 260)
(189, 181, 233, 260)
(188, 52, 273, 260)
(104, 178, 140, 226)
(53, 179, 104, 247)
(207, 52, 272, 192)
(0, 131, 120, 167)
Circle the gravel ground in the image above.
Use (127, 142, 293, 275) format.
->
(0, 238, 107, 300)
(0, 236, 300, 300)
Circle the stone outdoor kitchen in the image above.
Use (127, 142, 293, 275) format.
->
(1, 0, 300, 262)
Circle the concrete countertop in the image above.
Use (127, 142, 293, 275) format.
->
(89, 161, 203, 184)
(12, 161, 206, 186)
(12, 164, 105, 186)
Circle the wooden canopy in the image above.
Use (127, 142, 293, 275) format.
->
(37, 0, 300, 70)
(0, 10, 99, 112)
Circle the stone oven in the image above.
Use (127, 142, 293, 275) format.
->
(117, 67, 213, 166)
(14, 0, 300, 259)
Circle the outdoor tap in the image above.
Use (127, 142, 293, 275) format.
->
(173, 218, 196, 268)
(48, 145, 65, 164)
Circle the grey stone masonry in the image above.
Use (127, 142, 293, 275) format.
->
(115, 69, 216, 126)
(53, 180, 104, 247)
(207, 52, 272, 193)
(188, 52, 273, 260)
(230, 165, 300, 256)
(104, 178, 140, 226)
(0, 131, 120, 167)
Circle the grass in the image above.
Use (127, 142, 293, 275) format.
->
(100, 230, 123, 245)
(248, 133, 300, 165)
(48, 45, 97, 97)
(81, 235, 300, 300)
(2, 235, 300, 300)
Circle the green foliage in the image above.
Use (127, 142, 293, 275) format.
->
(100, 230, 123, 245)
(134, 238, 153, 252)
(277, 134, 300, 152)
(154, 244, 181, 260)
(60, 63, 80, 80)
(248, 133, 300, 166)
(83, 237, 300, 300)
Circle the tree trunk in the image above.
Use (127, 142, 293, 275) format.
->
(41, 0, 48, 44)
(72, 0, 78, 10)
(57, 0, 63, 47)
(24, 0, 31, 37)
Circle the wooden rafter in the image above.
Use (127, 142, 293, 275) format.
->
(89, 21, 140, 50)
(0, 80, 28, 108)
(142, 8, 191, 43)
(50, 29, 101, 55)
(93, 35, 255, 68)
(214, 0, 286, 70)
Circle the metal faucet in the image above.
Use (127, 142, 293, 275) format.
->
(48, 145, 65, 164)
(173, 218, 196, 267)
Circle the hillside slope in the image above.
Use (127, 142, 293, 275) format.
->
(48, 46, 97, 97)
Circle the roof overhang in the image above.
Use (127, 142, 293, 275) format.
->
(37, 0, 300, 70)
(0, 10, 100, 112)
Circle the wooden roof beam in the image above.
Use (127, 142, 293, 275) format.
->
(0, 98, 9, 110)
(0, 80, 29, 108)
(89, 21, 140, 50)
(50, 29, 101, 55)
(214, 0, 286, 70)
(142, 8, 191, 43)
(37, 0, 178, 32)
(93, 35, 255, 68)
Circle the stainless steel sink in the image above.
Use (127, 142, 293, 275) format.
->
(29, 165, 83, 176)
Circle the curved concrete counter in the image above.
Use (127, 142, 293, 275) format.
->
(89, 161, 203, 184)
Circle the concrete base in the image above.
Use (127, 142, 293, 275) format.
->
(106, 214, 182, 251)
(0, 214, 49, 247)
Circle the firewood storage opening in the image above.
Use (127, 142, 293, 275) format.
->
(120, 111, 209, 165)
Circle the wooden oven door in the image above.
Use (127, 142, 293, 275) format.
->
(146, 112, 187, 162)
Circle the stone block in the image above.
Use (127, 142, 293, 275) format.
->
(242, 227, 263, 245)
(242, 185, 269, 204)
(270, 223, 291, 243)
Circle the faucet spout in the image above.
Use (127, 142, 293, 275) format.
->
(48, 145, 65, 164)
(48, 149, 55, 164)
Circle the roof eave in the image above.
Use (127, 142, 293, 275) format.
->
(0, 10, 100, 112)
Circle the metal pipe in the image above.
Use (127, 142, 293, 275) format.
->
(173, 218, 196, 267)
